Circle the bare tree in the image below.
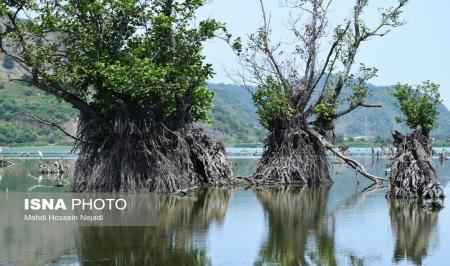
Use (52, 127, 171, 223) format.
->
(236, 0, 408, 184)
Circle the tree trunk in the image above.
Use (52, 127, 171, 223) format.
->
(73, 109, 232, 192)
(386, 129, 444, 203)
(251, 122, 331, 184)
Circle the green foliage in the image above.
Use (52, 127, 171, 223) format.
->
(210, 84, 265, 144)
(0, 124, 37, 144)
(393, 81, 441, 137)
(0, 0, 234, 124)
(253, 76, 293, 130)
(0, 81, 77, 145)
(347, 65, 377, 106)
(190, 85, 214, 123)
(313, 102, 336, 122)
(1, 80, 450, 145)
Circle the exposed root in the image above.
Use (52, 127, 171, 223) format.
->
(386, 129, 444, 201)
(248, 121, 384, 186)
(73, 109, 232, 193)
(250, 124, 331, 185)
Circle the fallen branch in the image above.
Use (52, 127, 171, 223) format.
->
(307, 128, 386, 184)
(24, 112, 92, 144)
(172, 186, 198, 196)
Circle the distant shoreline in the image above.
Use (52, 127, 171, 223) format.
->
(2, 145, 450, 159)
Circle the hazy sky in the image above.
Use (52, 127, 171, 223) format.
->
(198, 0, 450, 109)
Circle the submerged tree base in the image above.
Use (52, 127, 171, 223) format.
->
(250, 124, 331, 185)
(386, 129, 444, 203)
(0, 158, 14, 168)
(73, 112, 232, 193)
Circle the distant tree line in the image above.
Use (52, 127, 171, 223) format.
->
(0, 124, 37, 144)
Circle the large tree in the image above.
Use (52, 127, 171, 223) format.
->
(0, 0, 236, 192)
(236, 0, 408, 184)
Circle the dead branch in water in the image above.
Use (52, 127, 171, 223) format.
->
(307, 128, 386, 184)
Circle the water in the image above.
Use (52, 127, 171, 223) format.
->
(2, 146, 449, 158)
(225, 147, 450, 157)
(0, 156, 449, 265)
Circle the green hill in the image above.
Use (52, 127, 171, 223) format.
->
(1, 71, 450, 146)
(335, 84, 450, 140)
(211, 83, 450, 142)
(209, 83, 265, 144)
(0, 81, 266, 146)
(0, 80, 78, 145)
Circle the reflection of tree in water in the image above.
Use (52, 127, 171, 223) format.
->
(388, 199, 439, 266)
(254, 186, 337, 266)
(77, 188, 231, 266)
(230, 158, 258, 177)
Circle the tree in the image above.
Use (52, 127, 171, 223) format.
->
(393, 81, 441, 138)
(387, 82, 444, 202)
(0, 0, 237, 192)
(235, 0, 408, 184)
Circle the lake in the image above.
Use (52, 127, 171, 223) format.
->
(0, 154, 449, 265)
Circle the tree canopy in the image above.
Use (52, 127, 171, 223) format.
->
(393, 81, 441, 137)
(233, 0, 409, 185)
(0, 0, 235, 127)
(236, 0, 408, 134)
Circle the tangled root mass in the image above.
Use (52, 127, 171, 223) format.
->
(386, 129, 444, 200)
(251, 123, 331, 184)
(73, 109, 232, 193)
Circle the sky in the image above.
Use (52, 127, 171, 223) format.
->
(198, 0, 450, 109)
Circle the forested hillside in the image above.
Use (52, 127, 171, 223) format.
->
(1, 59, 450, 145)
(213, 83, 450, 141)
(209, 83, 265, 144)
(0, 80, 78, 145)
(336, 84, 450, 139)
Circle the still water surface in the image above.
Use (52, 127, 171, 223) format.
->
(0, 155, 449, 265)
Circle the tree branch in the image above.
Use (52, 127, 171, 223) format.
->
(306, 127, 386, 184)
(258, 0, 290, 90)
(303, 23, 350, 116)
(360, 0, 408, 41)
(23, 75, 105, 123)
(333, 103, 382, 118)
(24, 112, 93, 144)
